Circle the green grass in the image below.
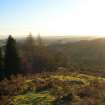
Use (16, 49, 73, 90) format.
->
(11, 91, 55, 105)
(10, 73, 105, 105)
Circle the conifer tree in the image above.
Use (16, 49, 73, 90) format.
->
(0, 47, 4, 80)
(0, 47, 2, 70)
(4, 35, 21, 77)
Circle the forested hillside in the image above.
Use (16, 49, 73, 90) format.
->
(49, 38, 105, 70)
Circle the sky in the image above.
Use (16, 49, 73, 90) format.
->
(0, 0, 105, 37)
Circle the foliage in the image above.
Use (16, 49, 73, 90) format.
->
(4, 35, 21, 77)
(20, 34, 67, 73)
(0, 47, 4, 80)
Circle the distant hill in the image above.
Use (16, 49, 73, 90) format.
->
(42, 36, 98, 45)
(49, 38, 105, 69)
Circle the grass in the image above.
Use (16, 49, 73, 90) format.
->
(11, 91, 55, 105)
(2, 72, 105, 105)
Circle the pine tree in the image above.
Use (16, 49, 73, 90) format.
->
(0, 47, 4, 80)
(36, 33, 43, 46)
(0, 47, 2, 70)
(24, 33, 36, 56)
(4, 35, 21, 77)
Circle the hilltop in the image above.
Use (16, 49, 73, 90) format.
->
(1, 71, 105, 105)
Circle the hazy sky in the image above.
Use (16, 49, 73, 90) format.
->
(0, 0, 105, 37)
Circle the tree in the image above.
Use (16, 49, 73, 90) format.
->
(0, 47, 4, 80)
(0, 47, 2, 70)
(54, 51, 68, 68)
(22, 34, 56, 73)
(36, 33, 43, 46)
(23, 33, 36, 57)
(4, 35, 21, 77)
(32, 47, 55, 72)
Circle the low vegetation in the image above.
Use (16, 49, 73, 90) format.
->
(0, 71, 105, 105)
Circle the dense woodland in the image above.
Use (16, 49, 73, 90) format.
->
(1, 35, 105, 79)
(0, 35, 67, 80)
